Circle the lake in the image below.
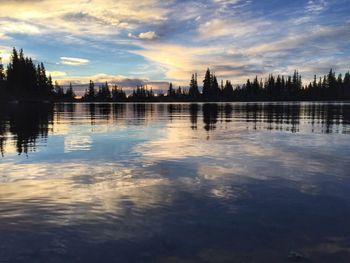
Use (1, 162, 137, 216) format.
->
(1, 102, 350, 262)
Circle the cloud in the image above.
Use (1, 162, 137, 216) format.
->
(0, 0, 169, 38)
(64, 135, 92, 153)
(0, 46, 12, 63)
(131, 43, 223, 82)
(46, 70, 67, 77)
(0, 19, 42, 37)
(198, 18, 270, 39)
(212, 0, 241, 4)
(138, 31, 158, 40)
(306, 0, 327, 14)
(60, 57, 89, 66)
(0, 0, 349, 87)
(246, 25, 350, 55)
(128, 32, 136, 39)
(128, 31, 158, 40)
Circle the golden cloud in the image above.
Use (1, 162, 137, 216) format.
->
(47, 70, 67, 77)
(60, 57, 90, 66)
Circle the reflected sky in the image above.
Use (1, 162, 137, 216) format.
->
(0, 102, 350, 262)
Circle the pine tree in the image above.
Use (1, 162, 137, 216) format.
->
(112, 85, 126, 101)
(211, 74, 220, 98)
(336, 73, 343, 99)
(222, 80, 234, 99)
(66, 82, 75, 100)
(5, 48, 53, 100)
(0, 57, 5, 81)
(202, 68, 211, 98)
(343, 71, 350, 99)
(167, 82, 175, 97)
(327, 69, 337, 99)
(87, 80, 95, 101)
(97, 82, 111, 101)
(176, 86, 182, 96)
(0, 57, 5, 98)
(54, 81, 64, 97)
(6, 48, 20, 95)
(189, 73, 200, 98)
(47, 75, 54, 95)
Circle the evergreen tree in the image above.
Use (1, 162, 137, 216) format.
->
(130, 85, 155, 101)
(211, 74, 221, 98)
(222, 80, 234, 100)
(47, 75, 54, 95)
(54, 81, 64, 97)
(112, 85, 126, 101)
(86, 80, 95, 101)
(6, 48, 20, 95)
(5, 48, 53, 100)
(176, 86, 182, 96)
(0, 57, 5, 81)
(343, 71, 350, 99)
(327, 69, 337, 99)
(202, 68, 211, 98)
(96, 82, 111, 101)
(337, 73, 343, 99)
(189, 73, 200, 98)
(167, 82, 175, 97)
(66, 82, 75, 100)
(0, 57, 5, 98)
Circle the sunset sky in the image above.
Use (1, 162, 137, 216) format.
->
(0, 0, 349, 93)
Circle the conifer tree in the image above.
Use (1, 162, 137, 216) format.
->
(54, 81, 64, 97)
(167, 82, 175, 97)
(343, 71, 350, 99)
(202, 68, 211, 98)
(222, 80, 234, 99)
(211, 74, 220, 98)
(87, 80, 95, 100)
(189, 73, 200, 98)
(112, 85, 126, 101)
(0, 57, 5, 81)
(66, 82, 75, 100)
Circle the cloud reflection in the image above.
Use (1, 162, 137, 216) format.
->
(1, 103, 350, 262)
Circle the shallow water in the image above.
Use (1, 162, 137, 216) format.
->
(0, 102, 350, 262)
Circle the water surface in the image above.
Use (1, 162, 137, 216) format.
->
(1, 102, 350, 262)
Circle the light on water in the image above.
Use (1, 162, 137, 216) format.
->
(0, 102, 350, 262)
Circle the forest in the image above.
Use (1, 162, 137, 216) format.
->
(1, 48, 349, 102)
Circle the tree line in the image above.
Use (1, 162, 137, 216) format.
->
(82, 80, 127, 102)
(1, 48, 349, 102)
(0, 48, 75, 102)
(184, 68, 350, 101)
(39, 68, 350, 102)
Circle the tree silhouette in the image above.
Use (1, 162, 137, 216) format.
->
(1, 48, 350, 103)
(0, 57, 5, 81)
(112, 85, 127, 102)
(167, 82, 175, 97)
(65, 83, 75, 101)
(189, 73, 200, 99)
(1, 48, 68, 101)
(202, 68, 212, 99)
(222, 80, 234, 100)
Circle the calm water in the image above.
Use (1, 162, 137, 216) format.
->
(0, 102, 350, 262)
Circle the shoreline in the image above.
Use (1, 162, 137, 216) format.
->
(1, 99, 350, 104)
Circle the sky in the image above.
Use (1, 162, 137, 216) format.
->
(0, 0, 349, 94)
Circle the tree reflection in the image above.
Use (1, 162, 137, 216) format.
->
(113, 103, 126, 121)
(0, 103, 349, 156)
(189, 104, 199, 130)
(0, 103, 53, 156)
(203, 104, 218, 131)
